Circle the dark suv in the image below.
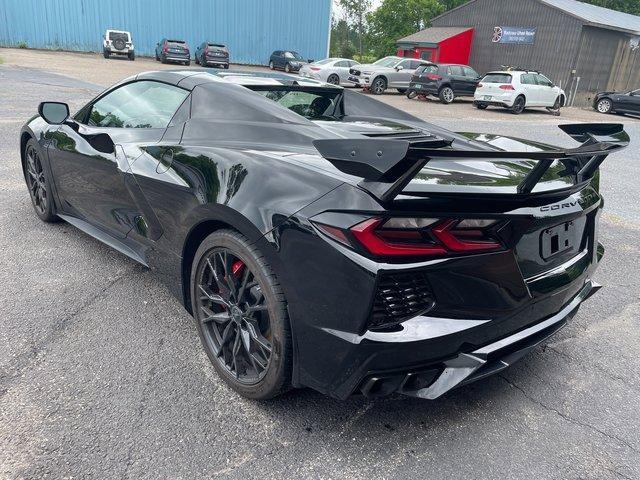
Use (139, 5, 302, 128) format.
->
(407, 63, 481, 104)
(195, 42, 230, 69)
(269, 50, 308, 73)
(155, 39, 190, 65)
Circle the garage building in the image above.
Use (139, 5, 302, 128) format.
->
(398, 0, 640, 106)
(0, 0, 332, 66)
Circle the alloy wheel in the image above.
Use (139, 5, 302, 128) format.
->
(25, 145, 48, 215)
(441, 87, 454, 103)
(371, 78, 386, 94)
(512, 97, 525, 114)
(327, 74, 339, 85)
(597, 99, 612, 113)
(196, 248, 273, 384)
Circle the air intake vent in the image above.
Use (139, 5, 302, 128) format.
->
(370, 271, 435, 329)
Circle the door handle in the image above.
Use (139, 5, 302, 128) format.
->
(156, 148, 174, 174)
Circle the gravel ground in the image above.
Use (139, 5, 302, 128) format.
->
(0, 49, 639, 480)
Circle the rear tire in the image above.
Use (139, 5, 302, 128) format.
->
(397, 88, 407, 94)
(475, 103, 488, 109)
(224, 64, 229, 69)
(285, 63, 291, 73)
(128, 51, 135, 61)
(103, 49, 110, 59)
(195, 55, 200, 65)
(596, 98, 613, 114)
(511, 95, 526, 114)
(327, 74, 340, 85)
(24, 139, 58, 223)
(438, 86, 455, 104)
(269, 61, 274, 70)
(190, 230, 292, 400)
(406, 89, 418, 99)
(161, 55, 167, 64)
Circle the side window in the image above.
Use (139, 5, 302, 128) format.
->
(398, 59, 413, 69)
(334, 60, 348, 68)
(463, 67, 478, 78)
(349, 60, 360, 67)
(87, 81, 189, 129)
(536, 74, 553, 87)
(521, 74, 535, 85)
(449, 65, 464, 76)
(410, 60, 423, 70)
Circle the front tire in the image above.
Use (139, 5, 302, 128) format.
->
(596, 98, 613, 114)
(284, 63, 291, 73)
(439, 86, 455, 104)
(269, 61, 274, 70)
(24, 139, 58, 223)
(103, 49, 110, 59)
(128, 51, 135, 61)
(190, 230, 292, 400)
(370, 76, 387, 95)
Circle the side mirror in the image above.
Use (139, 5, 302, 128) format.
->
(39, 102, 69, 124)
(395, 65, 404, 71)
(308, 58, 314, 63)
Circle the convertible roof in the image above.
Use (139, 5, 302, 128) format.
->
(133, 70, 341, 90)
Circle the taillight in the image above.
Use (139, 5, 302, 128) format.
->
(477, 83, 483, 88)
(204, 47, 209, 55)
(310, 67, 321, 71)
(163, 44, 168, 53)
(499, 84, 515, 90)
(426, 74, 442, 81)
(313, 217, 503, 259)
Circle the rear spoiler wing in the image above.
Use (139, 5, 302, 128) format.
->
(313, 123, 629, 204)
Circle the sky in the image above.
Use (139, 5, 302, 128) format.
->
(332, 0, 382, 18)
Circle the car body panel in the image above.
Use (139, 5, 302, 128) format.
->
(593, 89, 640, 114)
(21, 70, 621, 400)
(474, 71, 565, 109)
(299, 58, 360, 86)
(348, 57, 425, 90)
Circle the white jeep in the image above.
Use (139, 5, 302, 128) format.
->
(103, 30, 135, 61)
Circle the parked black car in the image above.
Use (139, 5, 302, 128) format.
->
(195, 42, 229, 69)
(593, 89, 640, 115)
(407, 63, 481, 104)
(269, 50, 309, 73)
(155, 39, 190, 65)
(20, 70, 628, 401)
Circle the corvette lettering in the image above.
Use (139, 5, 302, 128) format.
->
(540, 201, 578, 212)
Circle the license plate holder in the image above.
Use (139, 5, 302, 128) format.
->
(483, 95, 492, 101)
(540, 221, 575, 259)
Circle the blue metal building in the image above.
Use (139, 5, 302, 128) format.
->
(0, 0, 332, 65)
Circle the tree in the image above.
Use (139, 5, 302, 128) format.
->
(366, 0, 444, 58)
(339, 0, 372, 60)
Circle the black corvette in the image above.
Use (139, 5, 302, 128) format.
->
(20, 70, 628, 400)
(593, 88, 640, 115)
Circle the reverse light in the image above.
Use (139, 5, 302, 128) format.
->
(312, 217, 504, 259)
(499, 84, 515, 90)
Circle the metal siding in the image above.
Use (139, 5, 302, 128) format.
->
(432, 0, 584, 89)
(0, 0, 331, 65)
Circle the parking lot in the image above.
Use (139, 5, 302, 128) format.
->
(1, 48, 639, 479)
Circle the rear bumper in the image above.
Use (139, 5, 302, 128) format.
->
(361, 279, 599, 399)
(475, 92, 517, 107)
(409, 81, 438, 95)
(164, 54, 190, 62)
(204, 57, 228, 66)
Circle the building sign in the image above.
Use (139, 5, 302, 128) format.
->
(492, 26, 536, 44)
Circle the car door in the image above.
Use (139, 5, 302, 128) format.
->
(387, 59, 411, 88)
(629, 89, 640, 113)
(462, 66, 480, 95)
(520, 73, 540, 105)
(47, 80, 189, 238)
(535, 74, 557, 106)
(447, 65, 468, 95)
(614, 89, 640, 113)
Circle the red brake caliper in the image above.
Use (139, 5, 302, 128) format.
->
(231, 260, 245, 279)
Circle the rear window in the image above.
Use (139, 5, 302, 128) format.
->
(481, 73, 512, 84)
(208, 43, 227, 49)
(168, 40, 186, 46)
(416, 64, 438, 75)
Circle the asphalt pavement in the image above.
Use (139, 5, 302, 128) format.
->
(0, 56, 639, 480)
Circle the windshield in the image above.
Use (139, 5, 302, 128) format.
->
(249, 87, 343, 120)
(373, 56, 401, 68)
(284, 51, 303, 60)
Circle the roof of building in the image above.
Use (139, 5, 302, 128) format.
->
(396, 26, 473, 45)
(431, 0, 640, 35)
(541, 0, 640, 34)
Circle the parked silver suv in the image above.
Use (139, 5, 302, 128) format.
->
(103, 29, 134, 61)
(347, 56, 424, 94)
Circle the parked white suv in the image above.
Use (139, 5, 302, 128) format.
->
(103, 30, 134, 61)
(474, 70, 565, 114)
(347, 56, 425, 94)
